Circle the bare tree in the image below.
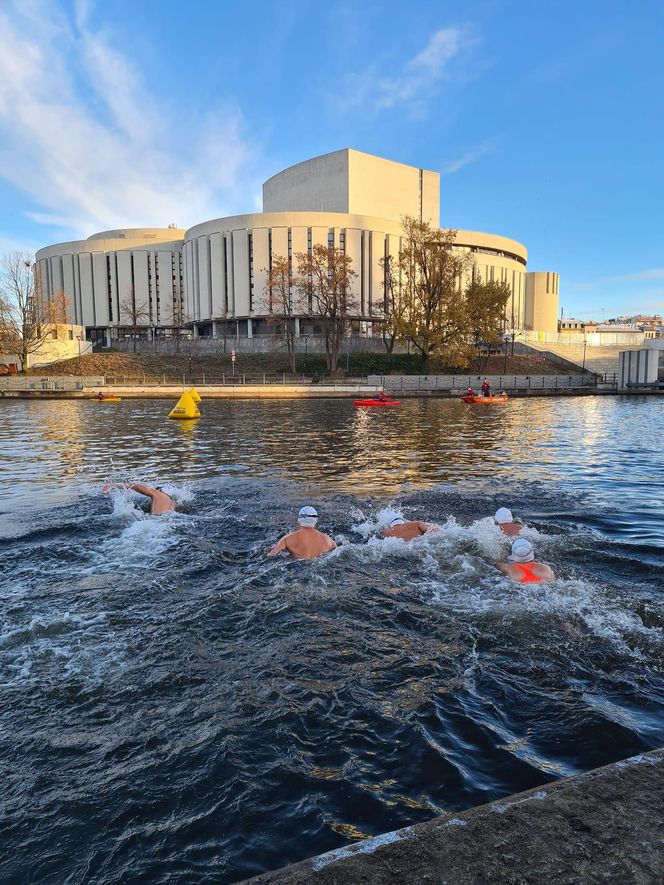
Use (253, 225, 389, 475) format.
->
(262, 254, 301, 373)
(119, 286, 149, 353)
(0, 251, 69, 371)
(294, 244, 357, 372)
(377, 252, 407, 358)
(382, 217, 511, 369)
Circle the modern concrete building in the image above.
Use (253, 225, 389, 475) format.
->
(35, 149, 560, 345)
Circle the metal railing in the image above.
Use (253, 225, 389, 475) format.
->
(369, 374, 599, 391)
(0, 375, 105, 391)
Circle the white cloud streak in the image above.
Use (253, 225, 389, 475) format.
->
(340, 26, 473, 116)
(442, 140, 496, 175)
(0, 1, 259, 241)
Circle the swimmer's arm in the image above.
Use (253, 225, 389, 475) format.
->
(102, 482, 129, 493)
(127, 482, 158, 499)
(267, 535, 290, 557)
(495, 561, 511, 576)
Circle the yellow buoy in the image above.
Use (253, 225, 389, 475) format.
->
(187, 387, 202, 403)
(168, 391, 201, 420)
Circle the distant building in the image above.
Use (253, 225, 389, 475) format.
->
(0, 322, 90, 371)
(35, 149, 561, 347)
(559, 318, 585, 332)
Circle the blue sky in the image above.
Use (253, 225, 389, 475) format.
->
(0, 0, 662, 319)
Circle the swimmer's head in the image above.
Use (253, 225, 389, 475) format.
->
(298, 506, 318, 527)
(510, 538, 534, 563)
(389, 516, 406, 527)
(494, 507, 513, 524)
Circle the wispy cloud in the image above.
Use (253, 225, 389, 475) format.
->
(339, 26, 474, 117)
(442, 139, 497, 175)
(0, 0, 260, 242)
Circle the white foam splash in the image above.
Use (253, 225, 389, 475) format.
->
(311, 826, 417, 871)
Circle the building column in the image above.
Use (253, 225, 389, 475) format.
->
(105, 328, 112, 348)
(212, 321, 218, 339)
(247, 318, 253, 338)
(236, 321, 240, 340)
(294, 318, 301, 338)
(192, 324, 199, 340)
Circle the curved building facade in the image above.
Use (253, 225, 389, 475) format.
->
(35, 149, 560, 344)
(36, 228, 185, 346)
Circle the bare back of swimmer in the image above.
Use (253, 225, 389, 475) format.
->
(382, 516, 440, 541)
(103, 482, 176, 515)
(267, 506, 337, 560)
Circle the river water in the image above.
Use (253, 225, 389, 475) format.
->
(1, 395, 662, 883)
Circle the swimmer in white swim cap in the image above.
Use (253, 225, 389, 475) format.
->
(267, 506, 337, 559)
(495, 538, 555, 584)
(382, 514, 440, 542)
(494, 507, 527, 537)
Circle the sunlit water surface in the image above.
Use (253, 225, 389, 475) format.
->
(1, 396, 663, 883)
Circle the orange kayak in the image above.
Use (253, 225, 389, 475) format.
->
(462, 395, 509, 404)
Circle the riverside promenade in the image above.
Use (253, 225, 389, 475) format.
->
(245, 748, 664, 884)
(0, 373, 625, 399)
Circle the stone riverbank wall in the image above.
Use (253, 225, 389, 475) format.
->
(244, 748, 664, 884)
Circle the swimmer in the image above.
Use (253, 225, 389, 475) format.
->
(382, 515, 440, 542)
(102, 482, 176, 515)
(494, 507, 526, 537)
(496, 538, 554, 584)
(267, 506, 337, 560)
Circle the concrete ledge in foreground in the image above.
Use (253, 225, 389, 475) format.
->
(245, 748, 664, 884)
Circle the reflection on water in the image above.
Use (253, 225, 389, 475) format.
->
(0, 395, 663, 883)
(1, 397, 663, 545)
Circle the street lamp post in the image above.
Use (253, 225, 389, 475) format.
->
(503, 335, 510, 373)
(582, 334, 587, 373)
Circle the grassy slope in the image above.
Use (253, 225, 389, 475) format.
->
(24, 349, 580, 380)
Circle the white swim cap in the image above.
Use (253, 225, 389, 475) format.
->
(510, 538, 535, 563)
(389, 516, 406, 527)
(495, 507, 513, 524)
(298, 506, 318, 527)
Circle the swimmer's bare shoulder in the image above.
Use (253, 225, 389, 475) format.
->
(267, 531, 298, 557)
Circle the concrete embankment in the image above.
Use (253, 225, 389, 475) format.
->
(0, 385, 632, 400)
(244, 748, 664, 884)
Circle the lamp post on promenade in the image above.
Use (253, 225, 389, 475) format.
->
(582, 333, 587, 373)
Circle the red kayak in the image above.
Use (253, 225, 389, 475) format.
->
(462, 395, 509, 404)
(353, 398, 401, 407)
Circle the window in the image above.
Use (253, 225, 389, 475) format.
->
(248, 231, 254, 311)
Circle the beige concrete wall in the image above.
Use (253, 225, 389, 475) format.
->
(263, 150, 350, 214)
(347, 150, 440, 225)
(525, 271, 559, 333)
(263, 149, 440, 225)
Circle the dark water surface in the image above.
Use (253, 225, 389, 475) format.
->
(1, 396, 663, 883)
